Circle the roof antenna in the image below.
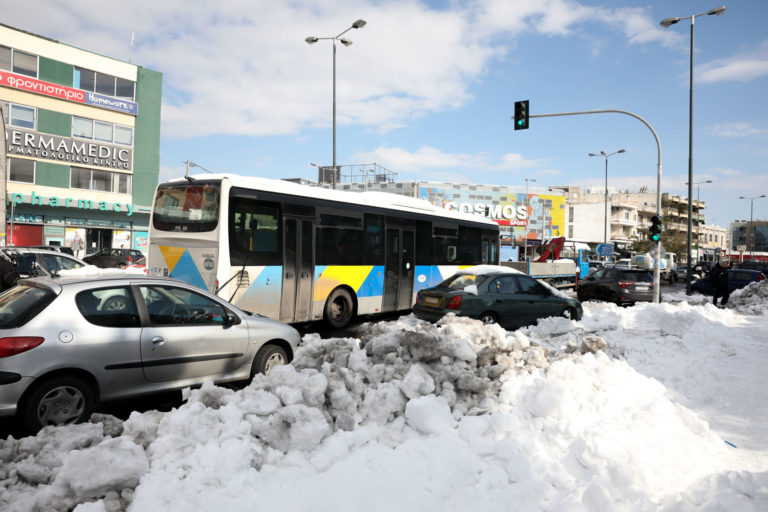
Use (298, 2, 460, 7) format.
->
(184, 160, 195, 182)
(184, 160, 214, 182)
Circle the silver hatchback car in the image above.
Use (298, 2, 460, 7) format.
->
(0, 274, 301, 433)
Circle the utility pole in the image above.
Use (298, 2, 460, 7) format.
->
(0, 105, 7, 246)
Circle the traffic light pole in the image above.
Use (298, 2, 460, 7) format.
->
(519, 108, 663, 303)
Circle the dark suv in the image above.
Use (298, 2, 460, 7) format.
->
(82, 248, 145, 269)
(733, 261, 768, 275)
(577, 267, 655, 306)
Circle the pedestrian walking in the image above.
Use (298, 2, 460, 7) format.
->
(710, 259, 730, 307)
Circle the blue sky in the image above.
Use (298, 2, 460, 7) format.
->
(7, 0, 768, 228)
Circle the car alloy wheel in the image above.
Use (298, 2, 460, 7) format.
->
(479, 312, 498, 325)
(252, 345, 288, 377)
(22, 376, 94, 433)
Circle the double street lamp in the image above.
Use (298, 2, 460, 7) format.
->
(740, 195, 766, 257)
(588, 149, 625, 246)
(306, 19, 367, 190)
(660, 5, 726, 294)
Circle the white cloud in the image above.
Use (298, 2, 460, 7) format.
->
(708, 122, 766, 138)
(699, 60, 768, 83)
(351, 146, 547, 176)
(698, 39, 768, 83)
(2, 0, 686, 141)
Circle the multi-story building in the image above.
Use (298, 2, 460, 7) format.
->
(730, 220, 768, 255)
(1, 24, 161, 257)
(698, 223, 729, 262)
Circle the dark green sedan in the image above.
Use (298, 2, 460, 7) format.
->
(413, 267, 582, 330)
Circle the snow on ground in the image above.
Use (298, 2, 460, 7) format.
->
(1, 285, 767, 511)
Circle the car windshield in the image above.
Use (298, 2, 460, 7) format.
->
(441, 274, 489, 290)
(0, 285, 56, 328)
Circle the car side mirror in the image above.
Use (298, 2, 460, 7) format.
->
(223, 312, 238, 326)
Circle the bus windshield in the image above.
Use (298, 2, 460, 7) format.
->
(152, 182, 221, 232)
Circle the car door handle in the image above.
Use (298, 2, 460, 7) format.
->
(151, 336, 165, 345)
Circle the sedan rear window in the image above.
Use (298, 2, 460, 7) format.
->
(442, 274, 487, 290)
(0, 285, 56, 328)
(618, 270, 653, 282)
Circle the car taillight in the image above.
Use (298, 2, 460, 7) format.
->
(0, 337, 44, 358)
(617, 281, 634, 288)
(446, 295, 462, 309)
(416, 291, 423, 304)
(127, 256, 132, 262)
(759, 274, 765, 281)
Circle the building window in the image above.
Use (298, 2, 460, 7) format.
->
(71, 167, 132, 193)
(72, 116, 133, 146)
(2, 102, 36, 129)
(74, 67, 135, 101)
(0, 46, 37, 78)
(94, 121, 113, 143)
(115, 173, 131, 194)
(8, 158, 35, 183)
(12, 50, 37, 77)
(0, 45, 10, 71)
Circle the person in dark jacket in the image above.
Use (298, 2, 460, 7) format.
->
(710, 259, 730, 307)
(0, 252, 19, 292)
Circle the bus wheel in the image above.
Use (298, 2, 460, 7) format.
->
(324, 288, 354, 329)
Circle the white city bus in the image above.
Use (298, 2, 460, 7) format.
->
(147, 174, 499, 327)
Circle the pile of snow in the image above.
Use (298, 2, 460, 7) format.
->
(728, 280, 768, 315)
(1, 302, 767, 511)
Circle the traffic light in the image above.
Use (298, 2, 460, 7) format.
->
(514, 100, 529, 130)
(649, 215, 662, 242)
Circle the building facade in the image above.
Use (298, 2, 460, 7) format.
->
(730, 220, 768, 255)
(1, 24, 161, 257)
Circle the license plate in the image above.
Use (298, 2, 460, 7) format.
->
(635, 286, 649, 291)
(425, 296, 440, 306)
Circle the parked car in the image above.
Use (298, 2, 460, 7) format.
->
(413, 266, 582, 330)
(577, 267, 655, 306)
(0, 274, 301, 433)
(691, 269, 765, 295)
(674, 265, 700, 282)
(29, 245, 75, 256)
(0, 247, 87, 278)
(83, 248, 145, 269)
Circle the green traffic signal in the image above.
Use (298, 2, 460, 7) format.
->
(649, 215, 662, 242)
(514, 100, 529, 130)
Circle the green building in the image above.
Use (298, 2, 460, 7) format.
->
(1, 23, 161, 256)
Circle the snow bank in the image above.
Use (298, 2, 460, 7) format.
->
(1, 305, 766, 511)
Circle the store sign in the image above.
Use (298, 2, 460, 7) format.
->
(6, 128, 132, 170)
(8, 192, 138, 216)
(0, 71, 138, 115)
(443, 201, 529, 221)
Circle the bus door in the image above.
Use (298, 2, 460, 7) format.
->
(280, 217, 314, 323)
(382, 227, 415, 312)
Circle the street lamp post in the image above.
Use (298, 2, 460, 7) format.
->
(686, 179, 712, 263)
(589, 149, 625, 247)
(524, 178, 536, 260)
(306, 19, 367, 190)
(661, 5, 726, 295)
(740, 195, 766, 258)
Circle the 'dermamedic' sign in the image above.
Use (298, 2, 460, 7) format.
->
(6, 128, 132, 170)
(0, 71, 138, 115)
